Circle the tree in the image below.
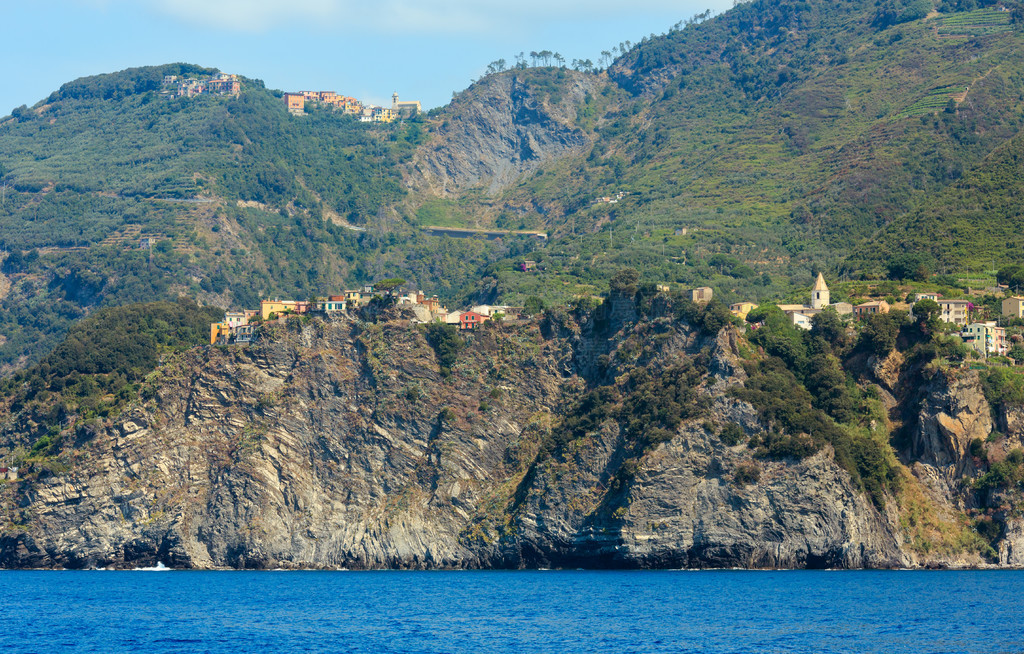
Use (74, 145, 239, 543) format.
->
(860, 311, 907, 357)
(887, 253, 933, 281)
(524, 296, 546, 315)
(609, 268, 640, 296)
(912, 298, 942, 334)
(1008, 345, 1024, 364)
(424, 323, 463, 378)
(374, 277, 406, 294)
(810, 308, 846, 350)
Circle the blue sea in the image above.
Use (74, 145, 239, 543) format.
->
(0, 570, 1021, 653)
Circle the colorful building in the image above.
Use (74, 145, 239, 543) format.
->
(1002, 296, 1024, 319)
(210, 321, 231, 345)
(937, 299, 971, 326)
(854, 300, 890, 318)
(730, 302, 758, 321)
(459, 311, 488, 330)
(285, 93, 305, 115)
(260, 300, 312, 320)
(317, 297, 347, 312)
(962, 321, 1007, 357)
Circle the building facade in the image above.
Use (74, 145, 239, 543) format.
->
(938, 299, 970, 326)
(1002, 296, 1024, 319)
(962, 321, 1007, 357)
(854, 300, 890, 318)
(690, 287, 713, 303)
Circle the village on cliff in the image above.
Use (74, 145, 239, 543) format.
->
(210, 272, 1024, 361)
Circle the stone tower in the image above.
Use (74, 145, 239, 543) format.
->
(811, 272, 830, 310)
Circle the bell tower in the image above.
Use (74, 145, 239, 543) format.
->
(811, 272, 830, 310)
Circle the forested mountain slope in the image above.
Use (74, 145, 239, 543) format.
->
(3, 0, 1024, 373)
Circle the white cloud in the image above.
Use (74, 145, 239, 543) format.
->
(138, 0, 730, 34)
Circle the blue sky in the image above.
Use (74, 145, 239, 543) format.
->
(2, 0, 733, 115)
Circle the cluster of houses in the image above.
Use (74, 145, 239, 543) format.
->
(210, 286, 525, 345)
(161, 73, 240, 99)
(718, 274, 1024, 358)
(594, 191, 629, 205)
(284, 91, 421, 122)
(209, 274, 1024, 358)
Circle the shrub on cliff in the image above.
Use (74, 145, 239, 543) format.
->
(423, 323, 464, 378)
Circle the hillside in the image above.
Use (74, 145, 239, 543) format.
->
(2, 0, 1024, 372)
(2, 286, 1023, 569)
(0, 65, 543, 371)
(464, 0, 1024, 304)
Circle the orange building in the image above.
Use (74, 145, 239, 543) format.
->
(285, 93, 305, 115)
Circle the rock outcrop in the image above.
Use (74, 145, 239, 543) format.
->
(909, 369, 990, 477)
(412, 71, 599, 195)
(1, 305, 1015, 570)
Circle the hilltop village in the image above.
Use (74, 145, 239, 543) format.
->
(283, 91, 421, 122)
(158, 70, 418, 123)
(210, 285, 516, 345)
(161, 73, 241, 98)
(726, 273, 1024, 358)
(210, 272, 1024, 360)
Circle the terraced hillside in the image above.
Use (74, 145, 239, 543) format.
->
(2, 0, 1024, 371)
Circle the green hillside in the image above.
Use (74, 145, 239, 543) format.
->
(2, 0, 1024, 371)
(0, 65, 536, 370)
(468, 0, 1024, 304)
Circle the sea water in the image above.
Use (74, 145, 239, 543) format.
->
(0, 570, 1021, 653)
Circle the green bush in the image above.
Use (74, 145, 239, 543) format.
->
(719, 423, 746, 446)
(733, 462, 761, 486)
(423, 323, 464, 378)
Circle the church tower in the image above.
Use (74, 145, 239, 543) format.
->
(811, 272, 830, 310)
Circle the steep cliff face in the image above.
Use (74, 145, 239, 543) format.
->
(483, 327, 904, 569)
(412, 71, 601, 195)
(0, 315, 573, 569)
(0, 305, 1010, 570)
(909, 370, 990, 477)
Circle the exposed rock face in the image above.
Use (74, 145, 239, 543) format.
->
(999, 404, 1024, 450)
(909, 370, 990, 476)
(1, 317, 571, 569)
(0, 307, 995, 570)
(999, 517, 1024, 566)
(505, 404, 903, 569)
(870, 350, 904, 395)
(413, 72, 599, 195)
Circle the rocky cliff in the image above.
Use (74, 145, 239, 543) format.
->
(0, 301, 1016, 570)
(412, 70, 601, 195)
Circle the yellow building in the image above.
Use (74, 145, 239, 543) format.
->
(260, 300, 311, 320)
(371, 106, 395, 122)
(210, 322, 231, 345)
(730, 302, 759, 320)
(1002, 296, 1024, 319)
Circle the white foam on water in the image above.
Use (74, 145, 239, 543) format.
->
(132, 561, 171, 571)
